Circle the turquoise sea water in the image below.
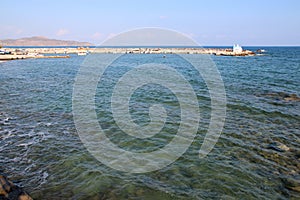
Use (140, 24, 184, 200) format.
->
(0, 47, 299, 199)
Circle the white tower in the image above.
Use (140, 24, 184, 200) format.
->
(233, 44, 243, 53)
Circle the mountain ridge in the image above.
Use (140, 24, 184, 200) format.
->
(0, 36, 93, 46)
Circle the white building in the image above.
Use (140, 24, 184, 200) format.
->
(233, 44, 243, 53)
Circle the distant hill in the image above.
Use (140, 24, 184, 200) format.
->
(0, 36, 93, 46)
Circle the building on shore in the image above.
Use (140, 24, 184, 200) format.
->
(233, 44, 243, 53)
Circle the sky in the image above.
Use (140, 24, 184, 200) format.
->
(1, 0, 300, 46)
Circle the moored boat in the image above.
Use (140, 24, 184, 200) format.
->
(77, 52, 87, 56)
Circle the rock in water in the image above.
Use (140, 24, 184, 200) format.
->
(284, 94, 300, 102)
(0, 175, 32, 200)
(268, 142, 290, 152)
(257, 91, 300, 102)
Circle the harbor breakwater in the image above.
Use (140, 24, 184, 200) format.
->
(1, 47, 256, 58)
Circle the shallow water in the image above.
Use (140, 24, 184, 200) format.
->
(0, 47, 299, 199)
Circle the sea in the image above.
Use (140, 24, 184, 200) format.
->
(0, 47, 299, 199)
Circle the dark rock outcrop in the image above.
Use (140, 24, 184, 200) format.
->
(0, 175, 32, 200)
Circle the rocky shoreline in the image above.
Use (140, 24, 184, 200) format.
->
(0, 175, 32, 200)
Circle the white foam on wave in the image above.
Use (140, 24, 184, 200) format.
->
(0, 129, 17, 140)
(37, 122, 53, 127)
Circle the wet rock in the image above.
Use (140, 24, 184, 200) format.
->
(258, 91, 300, 102)
(0, 175, 32, 200)
(289, 186, 300, 192)
(277, 144, 290, 152)
(283, 94, 300, 102)
(268, 142, 290, 152)
(282, 176, 300, 193)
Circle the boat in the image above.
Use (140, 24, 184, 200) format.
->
(256, 49, 266, 53)
(27, 52, 43, 57)
(0, 49, 11, 55)
(77, 52, 87, 56)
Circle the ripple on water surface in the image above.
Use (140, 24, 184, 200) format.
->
(0, 50, 299, 199)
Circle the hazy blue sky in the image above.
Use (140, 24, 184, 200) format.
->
(1, 0, 299, 46)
